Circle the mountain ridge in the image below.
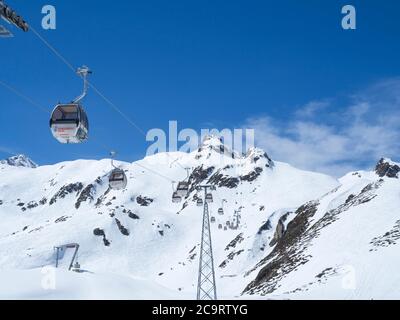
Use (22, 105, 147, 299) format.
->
(0, 143, 398, 299)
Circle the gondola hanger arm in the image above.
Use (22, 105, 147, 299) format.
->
(73, 66, 92, 104)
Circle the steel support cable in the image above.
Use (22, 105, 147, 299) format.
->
(30, 26, 188, 172)
(0, 78, 175, 183)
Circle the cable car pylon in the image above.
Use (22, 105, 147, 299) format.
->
(196, 184, 217, 301)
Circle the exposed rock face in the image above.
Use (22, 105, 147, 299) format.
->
(93, 228, 105, 237)
(75, 184, 96, 209)
(370, 220, 400, 251)
(269, 212, 291, 247)
(208, 171, 240, 189)
(93, 228, 110, 246)
(375, 158, 400, 178)
(50, 183, 83, 205)
(219, 250, 244, 268)
(189, 165, 215, 187)
(257, 220, 272, 234)
(115, 219, 130, 236)
(225, 233, 244, 251)
(240, 167, 263, 182)
(244, 180, 384, 295)
(136, 196, 154, 207)
(244, 202, 320, 295)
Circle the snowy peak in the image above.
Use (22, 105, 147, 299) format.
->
(375, 158, 400, 178)
(246, 147, 273, 167)
(195, 135, 272, 165)
(196, 135, 237, 159)
(0, 155, 38, 168)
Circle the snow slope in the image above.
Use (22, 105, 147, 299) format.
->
(3, 137, 397, 299)
(243, 159, 400, 300)
(0, 269, 186, 300)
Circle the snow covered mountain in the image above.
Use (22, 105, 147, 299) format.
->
(244, 158, 400, 299)
(0, 154, 38, 168)
(0, 137, 398, 300)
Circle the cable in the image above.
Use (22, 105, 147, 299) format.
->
(90, 137, 176, 183)
(29, 26, 189, 172)
(0, 80, 48, 113)
(88, 83, 147, 136)
(30, 25, 147, 136)
(30, 26, 76, 73)
(1, 75, 177, 183)
(1, 27, 187, 185)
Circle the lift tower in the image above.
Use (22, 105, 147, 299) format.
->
(196, 185, 217, 300)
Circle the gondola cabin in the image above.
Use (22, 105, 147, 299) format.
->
(109, 168, 127, 190)
(172, 192, 182, 203)
(205, 193, 213, 203)
(176, 181, 189, 197)
(50, 104, 89, 144)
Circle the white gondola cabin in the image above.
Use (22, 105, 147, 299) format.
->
(176, 181, 189, 197)
(205, 193, 213, 203)
(50, 104, 89, 143)
(172, 191, 182, 203)
(50, 66, 91, 144)
(109, 168, 127, 190)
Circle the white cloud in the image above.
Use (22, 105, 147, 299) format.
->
(245, 79, 400, 177)
(295, 100, 331, 118)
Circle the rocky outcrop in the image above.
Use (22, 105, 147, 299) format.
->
(219, 250, 244, 268)
(208, 170, 240, 188)
(269, 212, 291, 247)
(75, 184, 96, 209)
(136, 196, 154, 207)
(93, 228, 111, 246)
(244, 180, 384, 295)
(257, 220, 272, 234)
(189, 165, 215, 188)
(240, 167, 263, 182)
(49, 183, 83, 205)
(225, 233, 244, 251)
(244, 202, 319, 295)
(370, 220, 400, 251)
(375, 158, 400, 178)
(115, 219, 130, 236)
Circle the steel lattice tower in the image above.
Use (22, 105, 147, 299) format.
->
(196, 185, 217, 300)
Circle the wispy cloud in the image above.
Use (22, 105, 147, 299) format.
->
(0, 146, 17, 158)
(245, 78, 400, 177)
(295, 99, 331, 118)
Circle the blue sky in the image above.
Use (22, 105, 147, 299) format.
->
(1, 0, 399, 176)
